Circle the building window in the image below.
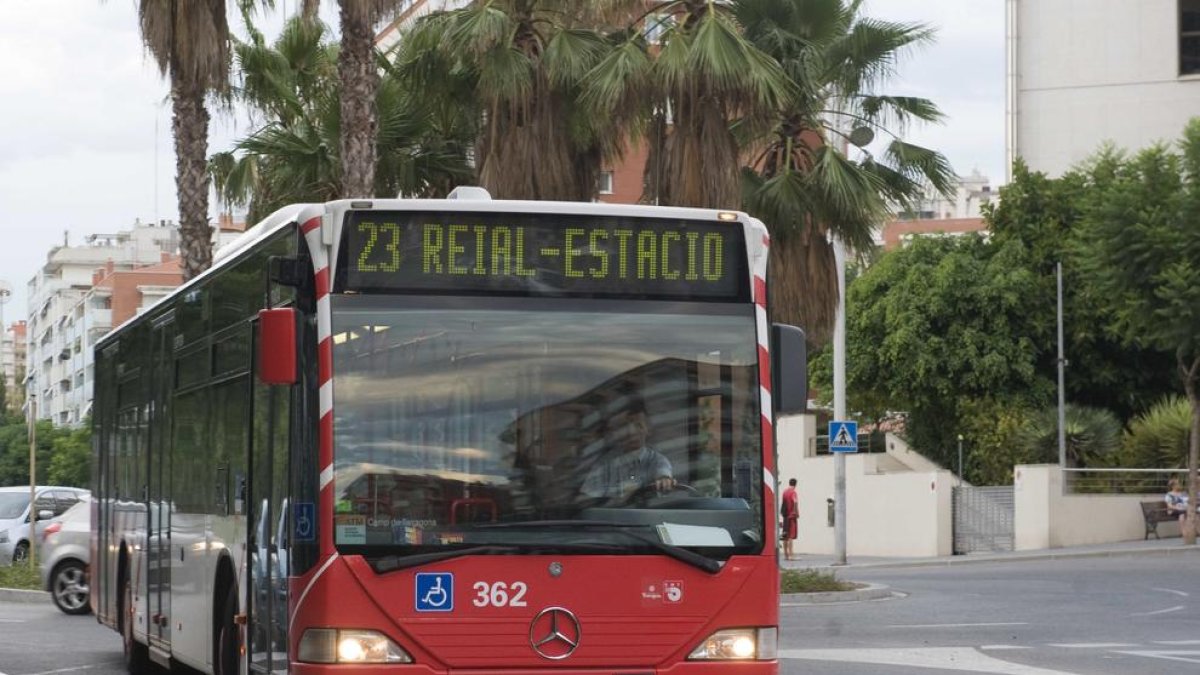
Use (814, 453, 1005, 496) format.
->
(598, 171, 615, 195)
(1183, 0, 1200, 75)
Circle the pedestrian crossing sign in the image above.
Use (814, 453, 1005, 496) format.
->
(829, 420, 858, 453)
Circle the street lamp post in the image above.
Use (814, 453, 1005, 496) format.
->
(957, 434, 964, 486)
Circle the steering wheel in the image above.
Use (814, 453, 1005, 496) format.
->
(623, 481, 699, 506)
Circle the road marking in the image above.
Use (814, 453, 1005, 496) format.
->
(0, 618, 24, 623)
(1113, 649, 1200, 665)
(1150, 587, 1189, 597)
(1131, 604, 1184, 616)
(980, 645, 1033, 650)
(25, 667, 97, 675)
(1154, 640, 1200, 645)
(779, 647, 1083, 674)
(1047, 643, 1138, 649)
(888, 622, 1030, 629)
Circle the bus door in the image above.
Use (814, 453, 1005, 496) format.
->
(248, 340, 293, 673)
(148, 317, 174, 645)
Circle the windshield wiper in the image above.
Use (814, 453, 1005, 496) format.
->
(370, 545, 520, 573)
(471, 520, 723, 574)
(471, 519, 644, 530)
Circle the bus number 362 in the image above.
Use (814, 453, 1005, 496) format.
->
(472, 581, 529, 607)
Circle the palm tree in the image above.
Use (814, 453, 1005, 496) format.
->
(137, 0, 234, 280)
(211, 16, 474, 221)
(586, 0, 792, 209)
(397, 1, 640, 200)
(734, 0, 955, 339)
(1017, 404, 1122, 468)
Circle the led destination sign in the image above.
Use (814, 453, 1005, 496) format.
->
(343, 211, 747, 300)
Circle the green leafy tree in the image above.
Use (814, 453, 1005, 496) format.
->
(836, 234, 1052, 470)
(48, 425, 91, 489)
(1015, 404, 1122, 468)
(1073, 120, 1200, 543)
(957, 397, 1036, 485)
(986, 160, 1178, 422)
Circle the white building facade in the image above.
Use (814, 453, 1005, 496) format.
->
(25, 221, 179, 427)
(1007, 0, 1200, 178)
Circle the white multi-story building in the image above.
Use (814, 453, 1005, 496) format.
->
(1006, 0, 1200, 178)
(893, 170, 995, 221)
(2, 321, 26, 414)
(25, 220, 179, 427)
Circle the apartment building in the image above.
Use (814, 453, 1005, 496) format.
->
(874, 172, 994, 251)
(1007, 0, 1200, 178)
(25, 220, 180, 426)
(2, 321, 26, 415)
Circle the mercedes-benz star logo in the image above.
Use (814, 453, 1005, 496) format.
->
(529, 607, 581, 660)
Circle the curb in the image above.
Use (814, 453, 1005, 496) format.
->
(0, 587, 50, 604)
(790, 543, 1200, 571)
(780, 582, 892, 605)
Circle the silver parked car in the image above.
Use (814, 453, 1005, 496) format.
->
(39, 495, 91, 615)
(0, 486, 89, 565)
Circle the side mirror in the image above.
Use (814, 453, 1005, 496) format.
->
(38, 509, 55, 521)
(258, 308, 298, 385)
(771, 324, 807, 415)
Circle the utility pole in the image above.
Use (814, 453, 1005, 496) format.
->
(1057, 262, 1066, 467)
(833, 237, 847, 566)
(28, 395, 36, 569)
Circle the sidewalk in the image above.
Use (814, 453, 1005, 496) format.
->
(783, 537, 1200, 571)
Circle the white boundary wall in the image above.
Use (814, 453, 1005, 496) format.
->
(777, 415, 953, 557)
(1013, 464, 1179, 550)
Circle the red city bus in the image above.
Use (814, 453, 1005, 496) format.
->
(92, 191, 807, 675)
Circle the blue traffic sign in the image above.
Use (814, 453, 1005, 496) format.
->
(415, 573, 454, 612)
(829, 420, 858, 453)
(294, 502, 315, 542)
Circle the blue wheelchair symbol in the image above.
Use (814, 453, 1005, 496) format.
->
(294, 502, 315, 542)
(415, 573, 454, 612)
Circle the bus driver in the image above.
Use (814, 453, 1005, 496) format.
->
(580, 400, 675, 503)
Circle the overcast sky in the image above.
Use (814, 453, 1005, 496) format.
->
(0, 0, 1005, 322)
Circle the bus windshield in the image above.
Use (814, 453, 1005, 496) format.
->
(330, 296, 764, 559)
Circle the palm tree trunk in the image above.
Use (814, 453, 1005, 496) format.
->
(661, 100, 741, 209)
(338, 0, 379, 198)
(302, 0, 321, 21)
(172, 79, 213, 281)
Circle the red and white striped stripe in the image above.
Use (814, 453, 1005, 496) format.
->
(752, 230, 776, 552)
(299, 211, 336, 560)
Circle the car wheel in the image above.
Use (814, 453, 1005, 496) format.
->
(50, 560, 91, 615)
(12, 541, 29, 565)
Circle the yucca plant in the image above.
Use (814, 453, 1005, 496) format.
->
(1016, 404, 1122, 468)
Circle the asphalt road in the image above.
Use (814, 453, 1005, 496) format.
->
(781, 551, 1200, 674)
(1, 552, 1197, 675)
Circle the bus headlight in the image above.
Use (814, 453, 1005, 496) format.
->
(298, 628, 413, 664)
(687, 627, 777, 660)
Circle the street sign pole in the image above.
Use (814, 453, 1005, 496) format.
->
(832, 238, 847, 566)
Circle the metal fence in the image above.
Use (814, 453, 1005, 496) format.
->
(812, 433, 877, 455)
(1061, 468, 1186, 495)
(952, 486, 1014, 554)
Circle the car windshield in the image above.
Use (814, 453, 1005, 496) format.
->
(0, 493, 29, 520)
(331, 296, 764, 558)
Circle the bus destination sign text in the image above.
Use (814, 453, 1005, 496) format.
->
(343, 211, 747, 300)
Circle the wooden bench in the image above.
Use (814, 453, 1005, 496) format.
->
(1140, 500, 1177, 539)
